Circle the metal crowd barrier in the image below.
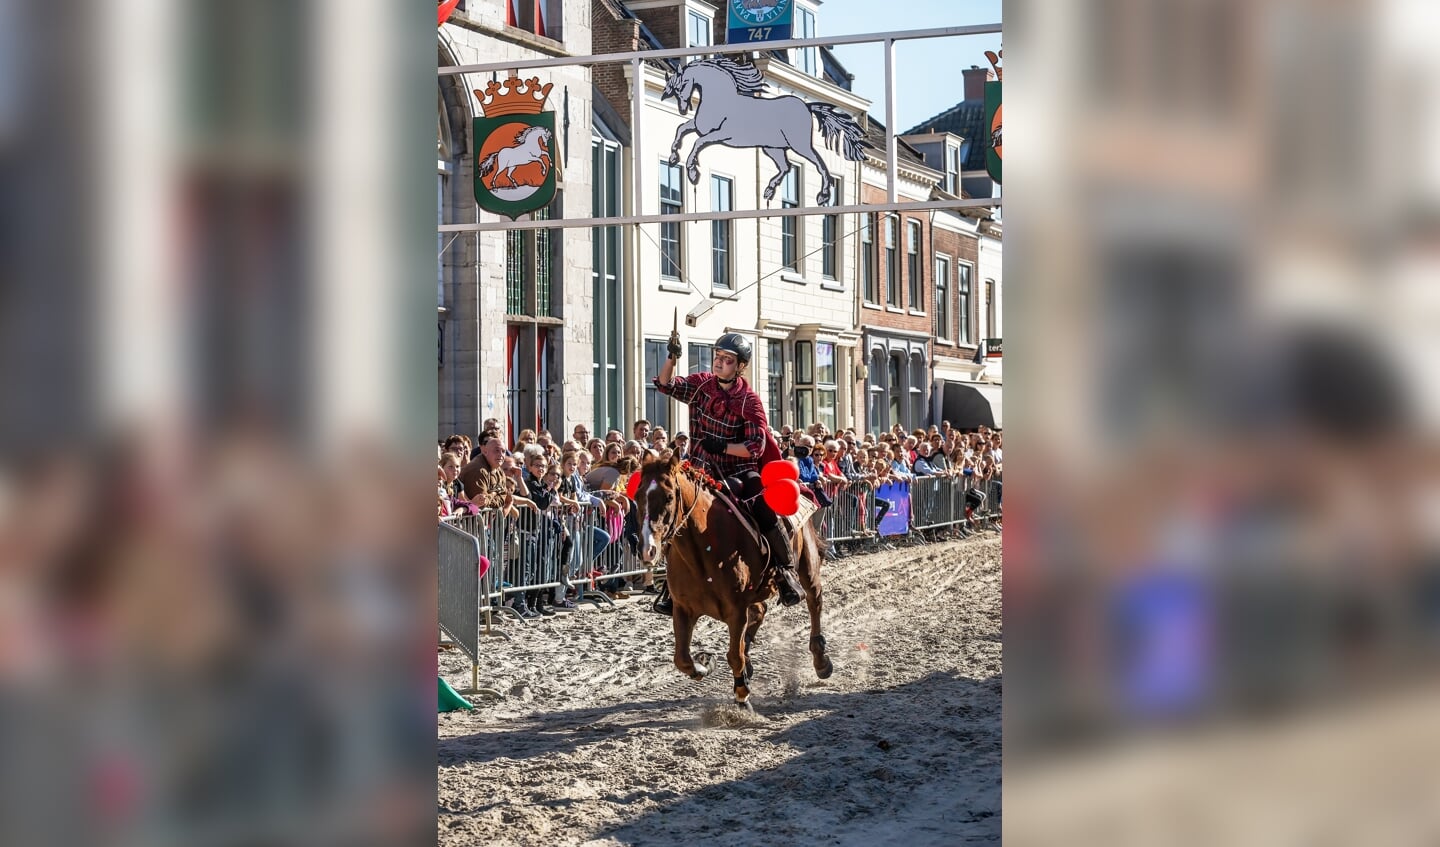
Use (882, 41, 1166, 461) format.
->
(444, 501, 662, 622)
(809, 475, 1002, 549)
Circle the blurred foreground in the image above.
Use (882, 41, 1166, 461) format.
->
(1005, 0, 1440, 843)
(0, 3, 434, 846)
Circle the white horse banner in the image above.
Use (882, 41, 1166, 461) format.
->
(661, 57, 870, 206)
(473, 75, 559, 219)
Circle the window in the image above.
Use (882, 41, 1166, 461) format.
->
(935, 256, 951, 341)
(505, 203, 555, 316)
(884, 216, 899, 307)
(868, 349, 886, 434)
(795, 6, 818, 76)
(821, 213, 838, 279)
(861, 213, 877, 303)
(986, 278, 998, 338)
(711, 175, 732, 289)
(781, 168, 800, 272)
(767, 340, 785, 427)
(946, 145, 961, 194)
(907, 220, 922, 309)
(816, 341, 837, 432)
(888, 353, 904, 428)
(958, 263, 973, 344)
(506, 0, 559, 40)
(644, 340, 672, 430)
(660, 161, 683, 279)
(795, 340, 815, 430)
(592, 138, 623, 433)
(910, 353, 926, 430)
(687, 9, 711, 52)
(687, 342, 713, 375)
(795, 340, 813, 384)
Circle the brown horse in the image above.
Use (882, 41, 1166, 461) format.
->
(634, 452, 833, 710)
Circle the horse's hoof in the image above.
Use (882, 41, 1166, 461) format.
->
(690, 663, 708, 680)
(667, 152, 679, 166)
(734, 699, 755, 712)
(687, 167, 700, 185)
(815, 658, 834, 680)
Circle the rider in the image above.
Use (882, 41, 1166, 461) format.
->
(649, 329, 805, 614)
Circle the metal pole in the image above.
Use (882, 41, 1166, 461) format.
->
(631, 57, 644, 235)
(884, 37, 897, 205)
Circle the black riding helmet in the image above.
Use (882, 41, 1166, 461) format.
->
(714, 332, 752, 365)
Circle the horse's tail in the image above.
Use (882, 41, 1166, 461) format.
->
(478, 152, 497, 178)
(809, 103, 870, 162)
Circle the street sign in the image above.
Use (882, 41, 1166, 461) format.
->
(726, 0, 794, 45)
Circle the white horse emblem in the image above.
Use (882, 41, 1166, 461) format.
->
(661, 57, 868, 206)
(478, 125, 553, 199)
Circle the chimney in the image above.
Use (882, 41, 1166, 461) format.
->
(963, 65, 992, 101)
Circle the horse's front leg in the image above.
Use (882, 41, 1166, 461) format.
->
(726, 615, 753, 710)
(684, 131, 733, 185)
(668, 119, 697, 167)
(672, 608, 707, 680)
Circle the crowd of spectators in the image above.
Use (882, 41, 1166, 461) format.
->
(438, 417, 1002, 613)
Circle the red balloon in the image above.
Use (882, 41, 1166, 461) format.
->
(625, 473, 642, 500)
(760, 460, 799, 487)
(763, 478, 801, 516)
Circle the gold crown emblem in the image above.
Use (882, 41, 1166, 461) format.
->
(984, 49, 1003, 81)
(473, 75, 553, 117)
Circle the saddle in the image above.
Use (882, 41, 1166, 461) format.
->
(716, 477, 818, 560)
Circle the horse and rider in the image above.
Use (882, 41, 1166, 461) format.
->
(648, 329, 806, 615)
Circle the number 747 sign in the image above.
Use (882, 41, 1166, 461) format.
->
(727, 0, 794, 44)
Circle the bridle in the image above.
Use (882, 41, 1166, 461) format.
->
(645, 469, 705, 552)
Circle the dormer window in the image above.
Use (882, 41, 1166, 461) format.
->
(795, 4, 818, 76)
(687, 7, 711, 50)
(946, 143, 962, 193)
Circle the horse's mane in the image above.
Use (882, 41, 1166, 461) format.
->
(514, 125, 549, 143)
(692, 57, 767, 96)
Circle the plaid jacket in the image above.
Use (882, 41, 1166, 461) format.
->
(653, 372, 773, 479)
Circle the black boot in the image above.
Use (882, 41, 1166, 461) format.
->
(650, 581, 673, 616)
(764, 525, 804, 607)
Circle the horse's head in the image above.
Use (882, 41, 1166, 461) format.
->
(660, 66, 697, 115)
(633, 450, 688, 565)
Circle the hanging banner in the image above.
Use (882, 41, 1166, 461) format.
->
(473, 75, 559, 220)
(726, 0, 794, 45)
(983, 50, 1002, 185)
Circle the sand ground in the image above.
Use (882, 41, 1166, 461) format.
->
(438, 534, 1002, 846)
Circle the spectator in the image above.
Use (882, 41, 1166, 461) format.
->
(586, 437, 605, 463)
(671, 431, 690, 460)
(575, 449, 594, 479)
(622, 440, 646, 460)
(819, 441, 847, 487)
(632, 419, 651, 442)
(889, 444, 915, 482)
(604, 429, 623, 444)
(516, 428, 537, 447)
(572, 423, 591, 445)
(520, 446, 573, 616)
(912, 441, 941, 477)
(793, 435, 830, 507)
(648, 427, 668, 451)
(439, 452, 476, 515)
(458, 430, 530, 516)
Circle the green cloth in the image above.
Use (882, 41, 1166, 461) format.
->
(438, 677, 473, 712)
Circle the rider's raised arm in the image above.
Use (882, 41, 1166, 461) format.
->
(652, 369, 704, 404)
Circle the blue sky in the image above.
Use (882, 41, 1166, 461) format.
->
(815, 0, 1002, 131)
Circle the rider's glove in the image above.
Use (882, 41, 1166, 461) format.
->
(699, 435, 728, 455)
(667, 330, 682, 360)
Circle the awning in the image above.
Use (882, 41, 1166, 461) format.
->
(938, 380, 1001, 430)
